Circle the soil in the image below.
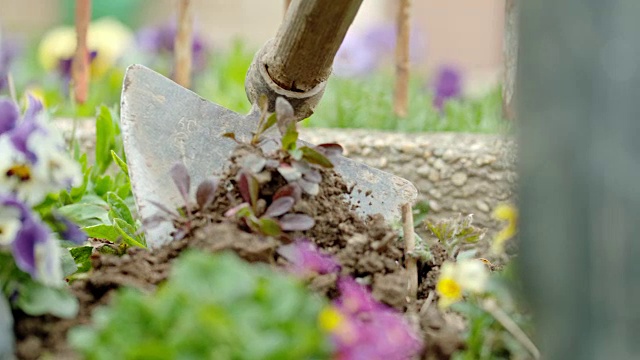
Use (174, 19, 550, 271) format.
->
(13, 144, 467, 359)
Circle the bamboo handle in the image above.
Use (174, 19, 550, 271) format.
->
(263, 0, 364, 92)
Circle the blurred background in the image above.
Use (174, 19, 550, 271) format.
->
(0, 0, 508, 132)
(0, 0, 505, 86)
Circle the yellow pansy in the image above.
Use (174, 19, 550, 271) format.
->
(38, 17, 133, 77)
(436, 259, 489, 309)
(492, 203, 518, 254)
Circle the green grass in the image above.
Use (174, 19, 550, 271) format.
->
(8, 38, 507, 133)
(191, 42, 508, 134)
(306, 74, 508, 133)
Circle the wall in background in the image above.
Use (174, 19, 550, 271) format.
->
(0, 0, 505, 88)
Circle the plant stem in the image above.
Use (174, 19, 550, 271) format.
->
(393, 0, 411, 117)
(72, 0, 91, 104)
(482, 298, 540, 359)
(174, 0, 193, 88)
(7, 73, 17, 105)
(401, 203, 418, 301)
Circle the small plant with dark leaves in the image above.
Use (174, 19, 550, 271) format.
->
(224, 168, 314, 238)
(148, 162, 219, 240)
(274, 97, 343, 196)
(217, 96, 344, 238)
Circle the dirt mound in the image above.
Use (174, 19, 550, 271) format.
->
(14, 145, 457, 359)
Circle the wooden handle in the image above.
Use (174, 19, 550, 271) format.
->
(263, 0, 363, 92)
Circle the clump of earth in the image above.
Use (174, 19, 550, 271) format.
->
(14, 145, 467, 359)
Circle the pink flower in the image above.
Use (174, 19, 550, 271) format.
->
(329, 277, 423, 360)
(278, 239, 340, 275)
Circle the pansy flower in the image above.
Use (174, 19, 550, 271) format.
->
(432, 66, 463, 110)
(491, 203, 518, 254)
(436, 259, 489, 309)
(324, 277, 423, 360)
(333, 23, 426, 77)
(38, 18, 133, 78)
(0, 96, 81, 205)
(0, 194, 65, 286)
(278, 239, 340, 275)
(135, 22, 209, 72)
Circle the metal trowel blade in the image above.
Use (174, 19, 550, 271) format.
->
(120, 64, 417, 247)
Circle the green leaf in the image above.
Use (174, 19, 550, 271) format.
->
(83, 224, 120, 241)
(107, 192, 135, 226)
(70, 168, 90, 200)
(258, 217, 282, 237)
(58, 203, 110, 227)
(111, 150, 129, 177)
(16, 282, 79, 318)
(115, 181, 132, 201)
(58, 189, 73, 206)
(260, 113, 277, 134)
(70, 246, 94, 273)
(0, 295, 14, 357)
(281, 122, 298, 151)
(93, 175, 114, 197)
(94, 105, 116, 175)
(299, 146, 333, 168)
(113, 218, 146, 248)
(60, 248, 78, 276)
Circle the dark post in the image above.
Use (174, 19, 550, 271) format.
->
(518, 1, 640, 359)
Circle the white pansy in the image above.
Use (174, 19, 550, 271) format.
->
(34, 233, 64, 287)
(456, 259, 490, 293)
(0, 115, 81, 206)
(0, 207, 20, 245)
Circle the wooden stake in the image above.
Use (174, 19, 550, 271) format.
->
(72, 0, 91, 104)
(503, 0, 518, 120)
(401, 203, 418, 301)
(393, 0, 411, 118)
(174, 0, 193, 88)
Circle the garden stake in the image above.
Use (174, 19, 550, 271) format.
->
(393, 0, 411, 118)
(401, 203, 418, 301)
(72, 0, 91, 104)
(121, 0, 417, 246)
(174, 0, 192, 88)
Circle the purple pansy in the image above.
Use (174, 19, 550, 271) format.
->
(329, 277, 423, 360)
(0, 95, 82, 206)
(0, 98, 19, 135)
(5, 95, 46, 163)
(53, 213, 87, 245)
(432, 66, 463, 110)
(333, 32, 380, 77)
(57, 50, 98, 81)
(278, 239, 340, 275)
(11, 216, 51, 278)
(362, 23, 426, 62)
(136, 22, 208, 72)
(334, 23, 426, 77)
(0, 194, 59, 284)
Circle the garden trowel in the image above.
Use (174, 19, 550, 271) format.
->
(120, 0, 417, 247)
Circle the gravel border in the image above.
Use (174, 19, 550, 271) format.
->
(55, 119, 516, 234)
